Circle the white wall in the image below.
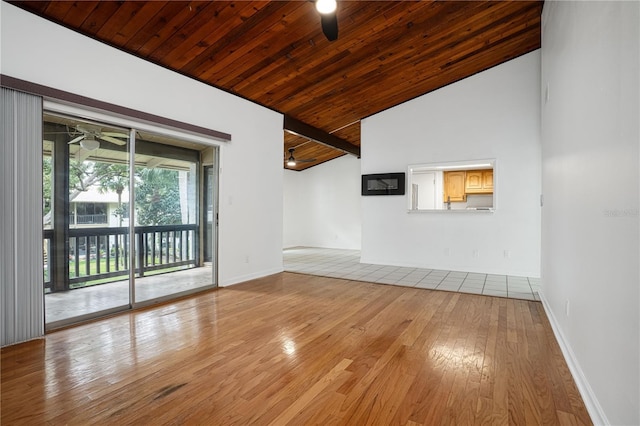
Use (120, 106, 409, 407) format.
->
(361, 51, 541, 277)
(283, 155, 361, 250)
(541, 2, 639, 424)
(0, 3, 284, 287)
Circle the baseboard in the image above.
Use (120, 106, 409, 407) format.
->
(219, 266, 284, 287)
(539, 291, 609, 425)
(1, 335, 44, 348)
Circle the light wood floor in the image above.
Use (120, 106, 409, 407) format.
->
(1, 272, 591, 425)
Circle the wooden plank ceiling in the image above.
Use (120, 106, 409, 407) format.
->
(12, 1, 543, 171)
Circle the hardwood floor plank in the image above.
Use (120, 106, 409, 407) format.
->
(267, 358, 353, 426)
(1, 273, 592, 425)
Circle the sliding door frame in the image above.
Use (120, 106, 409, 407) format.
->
(43, 101, 223, 327)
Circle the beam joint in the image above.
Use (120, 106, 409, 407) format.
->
(284, 115, 360, 157)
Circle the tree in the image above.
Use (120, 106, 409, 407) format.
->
(43, 160, 184, 228)
(43, 159, 130, 227)
(135, 168, 182, 226)
(43, 156, 52, 220)
(96, 163, 129, 228)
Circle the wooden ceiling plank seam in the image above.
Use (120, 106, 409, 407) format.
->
(9, 1, 100, 35)
(60, 1, 101, 28)
(228, 1, 404, 90)
(283, 135, 309, 150)
(77, 1, 124, 35)
(287, 147, 338, 164)
(283, 140, 323, 162)
(146, 2, 239, 63)
(43, 1, 74, 20)
(301, 27, 540, 112)
(404, 14, 539, 80)
(438, 2, 543, 63)
(252, 5, 493, 112)
(234, 1, 418, 101)
(180, 1, 299, 78)
(217, 5, 325, 89)
(283, 140, 346, 171)
(226, 2, 420, 92)
(134, 1, 211, 56)
(111, 1, 172, 47)
(287, 36, 540, 128)
(285, 40, 535, 130)
(269, 2, 537, 113)
(159, 1, 264, 70)
(121, 2, 192, 53)
(10, 1, 48, 15)
(442, 18, 541, 69)
(291, 152, 347, 171)
(238, 2, 480, 100)
(284, 134, 325, 149)
(157, 2, 248, 68)
(280, 6, 541, 118)
(193, 3, 314, 84)
(448, 33, 542, 73)
(385, 42, 541, 115)
(197, 5, 316, 88)
(221, 42, 307, 92)
(332, 121, 361, 141)
(94, 2, 147, 41)
(373, 31, 541, 95)
(301, 2, 534, 103)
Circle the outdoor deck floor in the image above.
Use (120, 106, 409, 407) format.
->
(45, 265, 214, 325)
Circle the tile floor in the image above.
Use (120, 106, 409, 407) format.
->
(283, 247, 540, 301)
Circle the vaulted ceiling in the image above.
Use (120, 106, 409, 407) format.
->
(12, 1, 543, 170)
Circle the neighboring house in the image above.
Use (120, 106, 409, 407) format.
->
(69, 186, 130, 229)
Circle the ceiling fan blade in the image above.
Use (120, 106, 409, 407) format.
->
(101, 132, 129, 138)
(321, 13, 338, 41)
(98, 135, 127, 145)
(68, 135, 85, 144)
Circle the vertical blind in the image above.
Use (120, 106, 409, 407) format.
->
(1, 87, 44, 346)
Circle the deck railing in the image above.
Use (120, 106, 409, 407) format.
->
(43, 224, 198, 291)
(74, 213, 108, 225)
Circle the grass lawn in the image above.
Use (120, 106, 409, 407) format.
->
(68, 258, 190, 289)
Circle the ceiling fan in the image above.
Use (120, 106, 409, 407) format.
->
(286, 148, 316, 167)
(67, 124, 128, 151)
(315, 0, 338, 41)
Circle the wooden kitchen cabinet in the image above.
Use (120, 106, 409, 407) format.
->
(465, 170, 493, 194)
(443, 171, 466, 202)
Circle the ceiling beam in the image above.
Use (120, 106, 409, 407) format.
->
(284, 115, 360, 157)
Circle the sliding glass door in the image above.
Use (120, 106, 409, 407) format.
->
(43, 111, 218, 328)
(44, 113, 132, 325)
(132, 132, 212, 303)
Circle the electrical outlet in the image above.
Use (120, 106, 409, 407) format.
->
(473, 249, 479, 258)
(504, 250, 511, 259)
(244, 255, 249, 264)
(445, 248, 452, 257)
